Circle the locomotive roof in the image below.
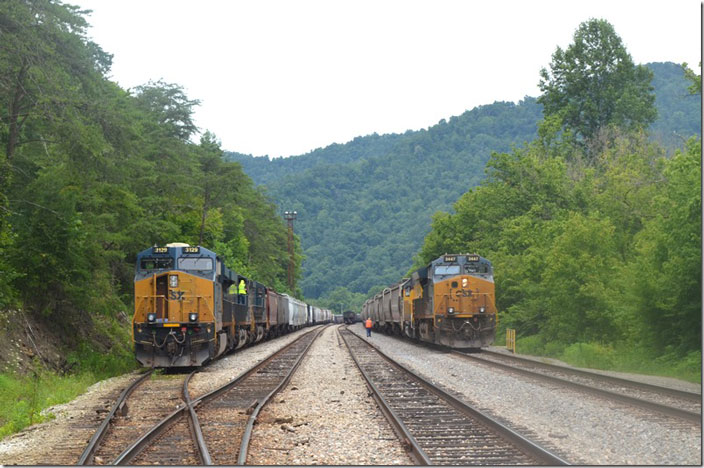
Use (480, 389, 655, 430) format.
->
(135, 244, 242, 283)
(430, 253, 491, 267)
(410, 253, 491, 282)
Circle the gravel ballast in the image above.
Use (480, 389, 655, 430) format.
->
(347, 324, 701, 465)
(0, 323, 699, 465)
(247, 325, 412, 465)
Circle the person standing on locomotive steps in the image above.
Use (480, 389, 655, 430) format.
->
(365, 318, 373, 337)
(238, 279, 246, 304)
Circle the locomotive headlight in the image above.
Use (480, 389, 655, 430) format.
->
(462, 278, 468, 287)
(448, 307, 455, 314)
(189, 313, 198, 322)
(147, 313, 156, 323)
(169, 275, 179, 288)
(479, 306, 486, 313)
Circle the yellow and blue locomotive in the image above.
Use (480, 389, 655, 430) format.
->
(362, 254, 497, 349)
(132, 243, 331, 367)
(133, 243, 262, 367)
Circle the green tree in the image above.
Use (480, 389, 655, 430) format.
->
(0, 0, 111, 200)
(132, 80, 199, 141)
(538, 19, 656, 150)
(628, 139, 701, 355)
(682, 62, 702, 95)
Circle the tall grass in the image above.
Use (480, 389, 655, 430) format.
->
(0, 343, 136, 439)
(511, 334, 701, 383)
(0, 366, 94, 438)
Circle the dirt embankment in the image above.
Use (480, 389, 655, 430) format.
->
(0, 308, 130, 375)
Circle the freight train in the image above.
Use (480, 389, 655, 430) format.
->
(342, 310, 358, 324)
(132, 243, 331, 367)
(361, 254, 497, 349)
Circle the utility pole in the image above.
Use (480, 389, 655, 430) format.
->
(284, 210, 297, 292)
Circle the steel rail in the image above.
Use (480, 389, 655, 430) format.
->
(183, 371, 212, 465)
(111, 327, 324, 465)
(455, 351, 701, 423)
(340, 329, 432, 465)
(189, 326, 321, 409)
(237, 324, 329, 465)
(481, 349, 702, 402)
(77, 369, 153, 465)
(341, 328, 568, 466)
(112, 370, 198, 465)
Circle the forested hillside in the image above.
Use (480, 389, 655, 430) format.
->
(417, 20, 700, 378)
(0, 1, 295, 374)
(233, 99, 543, 299)
(228, 61, 700, 304)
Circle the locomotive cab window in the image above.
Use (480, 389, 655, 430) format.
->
(465, 263, 490, 274)
(435, 265, 460, 276)
(178, 257, 213, 271)
(140, 257, 173, 270)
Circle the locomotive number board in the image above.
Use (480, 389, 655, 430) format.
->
(183, 246, 200, 254)
(153, 247, 169, 254)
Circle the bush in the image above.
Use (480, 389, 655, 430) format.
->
(543, 340, 567, 358)
(670, 350, 702, 382)
(560, 342, 615, 369)
(514, 335, 546, 355)
(65, 342, 135, 379)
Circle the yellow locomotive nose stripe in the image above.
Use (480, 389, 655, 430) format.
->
(162, 323, 180, 327)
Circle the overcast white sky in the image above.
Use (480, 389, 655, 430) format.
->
(72, 0, 701, 158)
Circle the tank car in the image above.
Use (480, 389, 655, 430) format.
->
(342, 310, 357, 324)
(362, 254, 497, 349)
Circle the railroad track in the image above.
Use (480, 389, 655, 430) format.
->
(454, 349, 701, 424)
(77, 326, 326, 465)
(339, 329, 568, 466)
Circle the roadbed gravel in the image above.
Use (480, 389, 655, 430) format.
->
(347, 324, 701, 465)
(0, 323, 700, 465)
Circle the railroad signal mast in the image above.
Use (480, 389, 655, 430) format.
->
(284, 210, 297, 292)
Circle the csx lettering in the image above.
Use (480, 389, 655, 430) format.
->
(169, 290, 185, 301)
(454, 289, 473, 298)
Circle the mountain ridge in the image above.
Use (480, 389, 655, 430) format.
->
(226, 62, 700, 300)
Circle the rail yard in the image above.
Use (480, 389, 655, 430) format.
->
(0, 324, 700, 465)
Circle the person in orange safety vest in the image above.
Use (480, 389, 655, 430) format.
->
(365, 318, 373, 337)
